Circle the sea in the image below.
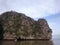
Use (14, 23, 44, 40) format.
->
(0, 35, 60, 45)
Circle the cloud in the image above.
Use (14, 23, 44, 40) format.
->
(55, 0, 60, 13)
(0, 0, 60, 18)
(8, 0, 56, 18)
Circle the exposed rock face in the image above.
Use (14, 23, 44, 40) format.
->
(0, 11, 52, 40)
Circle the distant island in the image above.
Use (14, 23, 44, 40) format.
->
(0, 11, 52, 40)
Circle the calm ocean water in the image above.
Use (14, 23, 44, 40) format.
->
(0, 35, 60, 45)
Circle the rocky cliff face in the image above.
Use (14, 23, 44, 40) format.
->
(0, 11, 52, 39)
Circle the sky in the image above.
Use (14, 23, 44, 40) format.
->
(0, 0, 60, 35)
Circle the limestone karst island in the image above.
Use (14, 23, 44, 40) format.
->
(0, 11, 52, 41)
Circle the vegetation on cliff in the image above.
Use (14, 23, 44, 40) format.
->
(0, 11, 52, 39)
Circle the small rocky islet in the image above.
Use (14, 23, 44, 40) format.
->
(0, 11, 52, 40)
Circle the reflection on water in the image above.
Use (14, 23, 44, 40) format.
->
(0, 40, 53, 45)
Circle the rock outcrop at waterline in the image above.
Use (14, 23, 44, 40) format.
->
(0, 11, 52, 40)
